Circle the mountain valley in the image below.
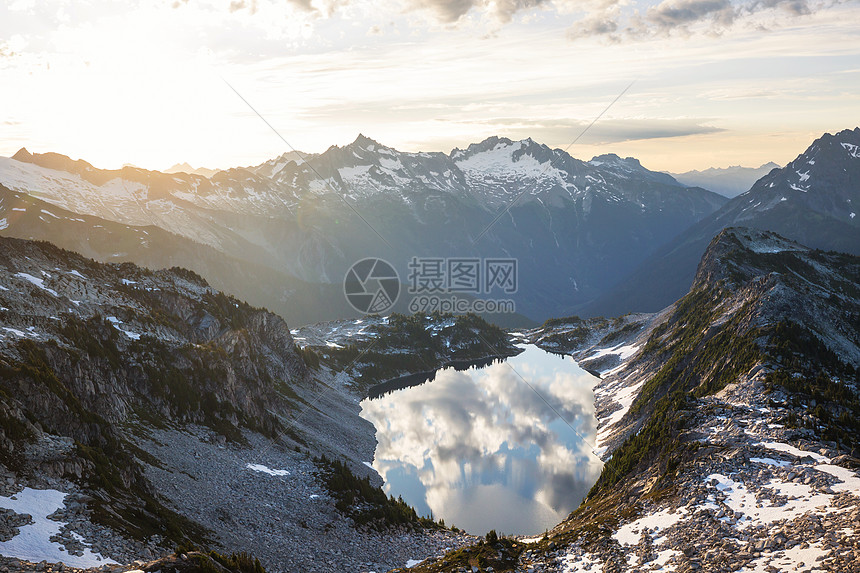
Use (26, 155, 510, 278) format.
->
(0, 129, 859, 573)
(0, 137, 727, 324)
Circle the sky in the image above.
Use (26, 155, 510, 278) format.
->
(0, 0, 858, 173)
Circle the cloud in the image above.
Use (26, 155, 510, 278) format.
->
(645, 0, 736, 32)
(571, 0, 826, 40)
(457, 117, 726, 146)
(568, 11, 620, 39)
(747, 0, 811, 15)
(404, 0, 551, 23)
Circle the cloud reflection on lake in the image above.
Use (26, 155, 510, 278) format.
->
(359, 345, 603, 535)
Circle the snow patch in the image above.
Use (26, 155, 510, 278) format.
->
(105, 317, 141, 340)
(841, 142, 860, 158)
(2, 327, 34, 338)
(245, 463, 290, 477)
(614, 506, 689, 546)
(0, 488, 115, 567)
(588, 343, 640, 363)
(738, 541, 826, 573)
(757, 442, 830, 463)
(749, 457, 790, 467)
(560, 550, 604, 572)
(14, 272, 58, 297)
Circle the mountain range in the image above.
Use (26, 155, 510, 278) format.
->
(1, 127, 860, 573)
(495, 227, 860, 573)
(2, 226, 858, 572)
(670, 162, 781, 198)
(0, 136, 728, 324)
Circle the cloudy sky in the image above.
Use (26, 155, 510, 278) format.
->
(1, 0, 858, 172)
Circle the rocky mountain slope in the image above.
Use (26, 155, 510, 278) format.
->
(586, 127, 860, 318)
(291, 312, 521, 405)
(3, 226, 859, 572)
(671, 162, 781, 198)
(0, 237, 473, 572)
(0, 137, 727, 322)
(0, 184, 350, 327)
(411, 227, 860, 572)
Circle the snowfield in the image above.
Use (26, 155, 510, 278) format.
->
(0, 488, 115, 567)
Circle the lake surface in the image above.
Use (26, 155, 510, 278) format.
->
(359, 344, 603, 536)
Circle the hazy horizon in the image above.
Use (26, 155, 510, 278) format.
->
(5, 134, 789, 176)
(2, 0, 858, 173)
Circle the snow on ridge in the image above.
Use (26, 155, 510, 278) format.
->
(454, 140, 556, 179)
(841, 142, 860, 158)
(587, 343, 641, 364)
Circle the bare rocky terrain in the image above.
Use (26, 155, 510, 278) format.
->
(2, 227, 860, 573)
(404, 228, 860, 573)
(0, 237, 475, 573)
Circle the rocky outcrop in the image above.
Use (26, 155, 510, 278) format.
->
(0, 237, 311, 552)
(419, 228, 860, 572)
(0, 237, 476, 572)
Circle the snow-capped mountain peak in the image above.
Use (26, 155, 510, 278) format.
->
(590, 153, 683, 187)
(733, 127, 860, 224)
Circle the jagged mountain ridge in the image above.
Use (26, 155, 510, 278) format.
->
(0, 235, 311, 444)
(585, 127, 860, 318)
(425, 227, 860, 573)
(1, 136, 727, 322)
(594, 228, 859, 455)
